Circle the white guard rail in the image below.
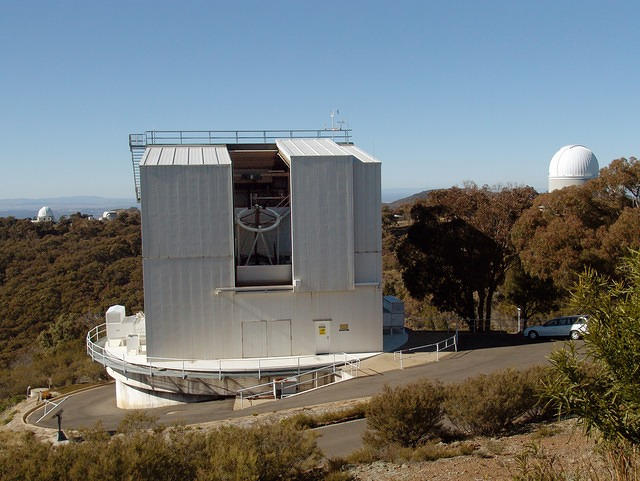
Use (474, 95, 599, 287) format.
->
(87, 324, 361, 381)
(393, 331, 458, 369)
(236, 356, 361, 408)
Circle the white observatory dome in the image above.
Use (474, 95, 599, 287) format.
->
(548, 145, 599, 192)
(36, 206, 55, 222)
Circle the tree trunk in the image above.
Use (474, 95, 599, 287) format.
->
(464, 290, 475, 331)
(477, 289, 486, 333)
(484, 287, 495, 332)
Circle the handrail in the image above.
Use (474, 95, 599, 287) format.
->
(87, 324, 362, 381)
(129, 128, 353, 201)
(393, 331, 458, 369)
(236, 355, 362, 408)
(130, 128, 352, 148)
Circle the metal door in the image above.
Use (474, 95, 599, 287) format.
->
(314, 320, 331, 354)
(242, 321, 267, 358)
(267, 320, 292, 357)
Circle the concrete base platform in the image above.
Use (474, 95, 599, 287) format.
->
(115, 379, 220, 409)
(104, 330, 415, 409)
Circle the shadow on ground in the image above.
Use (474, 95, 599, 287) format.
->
(399, 328, 553, 352)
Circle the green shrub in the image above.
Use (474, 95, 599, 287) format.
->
(364, 380, 445, 448)
(347, 440, 475, 464)
(116, 411, 162, 434)
(201, 424, 321, 481)
(345, 446, 379, 465)
(323, 472, 354, 481)
(323, 457, 354, 481)
(444, 367, 545, 436)
(0, 421, 323, 481)
(0, 395, 22, 415)
(512, 442, 574, 481)
(547, 251, 640, 446)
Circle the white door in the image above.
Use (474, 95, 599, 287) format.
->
(242, 321, 267, 358)
(267, 320, 292, 357)
(314, 320, 331, 354)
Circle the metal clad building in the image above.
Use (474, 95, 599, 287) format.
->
(140, 139, 382, 360)
(278, 139, 355, 292)
(140, 146, 235, 359)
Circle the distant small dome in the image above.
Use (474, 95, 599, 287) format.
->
(548, 145, 599, 191)
(100, 210, 117, 221)
(37, 206, 54, 221)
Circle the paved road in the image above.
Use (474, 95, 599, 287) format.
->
(29, 339, 567, 431)
(315, 419, 368, 458)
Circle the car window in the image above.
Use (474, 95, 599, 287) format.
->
(544, 319, 558, 326)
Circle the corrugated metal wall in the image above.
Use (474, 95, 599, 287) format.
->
(351, 152, 382, 284)
(140, 141, 383, 360)
(289, 155, 355, 292)
(141, 149, 235, 359)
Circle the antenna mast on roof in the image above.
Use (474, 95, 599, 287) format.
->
(330, 109, 340, 130)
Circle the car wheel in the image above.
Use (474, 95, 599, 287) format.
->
(528, 331, 538, 340)
(570, 330, 581, 340)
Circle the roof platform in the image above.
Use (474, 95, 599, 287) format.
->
(129, 129, 353, 201)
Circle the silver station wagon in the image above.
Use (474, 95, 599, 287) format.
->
(523, 315, 588, 340)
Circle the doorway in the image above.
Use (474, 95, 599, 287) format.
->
(314, 320, 331, 354)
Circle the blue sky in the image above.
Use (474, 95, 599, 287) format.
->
(1, 0, 638, 199)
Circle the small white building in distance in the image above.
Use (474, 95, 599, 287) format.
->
(33, 206, 55, 223)
(548, 145, 599, 192)
(88, 135, 384, 408)
(99, 210, 118, 221)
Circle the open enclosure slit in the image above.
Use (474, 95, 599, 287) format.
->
(229, 145, 293, 287)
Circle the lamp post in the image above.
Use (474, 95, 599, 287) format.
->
(517, 308, 522, 333)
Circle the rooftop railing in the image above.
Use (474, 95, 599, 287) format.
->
(130, 128, 352, 147)
(129, 128, 353, 201)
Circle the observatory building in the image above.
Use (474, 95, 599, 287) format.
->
(548, 145, 599, 192)
(32, 206, 55, 223)
(88, 130, 385, 408)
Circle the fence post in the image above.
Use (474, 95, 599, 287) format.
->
(258, 359, 261, 380)
(455, 329, 459, 352)
(436, 343, 439, 361)
(400, 351, 404, 369)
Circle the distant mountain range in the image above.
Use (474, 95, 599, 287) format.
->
(382, 188, 419, 204)
(384, 189, 435, 208)
(1, 190, 429, 219)
(0, 196, 138, 219)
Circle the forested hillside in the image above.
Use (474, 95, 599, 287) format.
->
(0, 156, 637, 407)
(385, 157, 640, 330)
(0, 211, 142, 403)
